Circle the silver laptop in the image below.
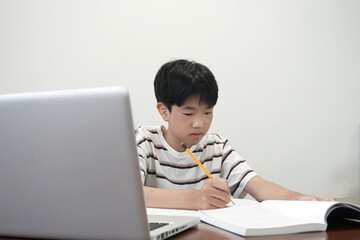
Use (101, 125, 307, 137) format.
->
(0, 87, 199, 240)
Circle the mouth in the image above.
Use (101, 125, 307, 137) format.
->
(190, 133, 203, 139)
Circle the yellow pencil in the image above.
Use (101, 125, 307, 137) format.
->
(180, 142, 235, 205)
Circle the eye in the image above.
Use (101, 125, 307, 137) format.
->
(205, 111, 213, 115)
(183, 113, 193, 116)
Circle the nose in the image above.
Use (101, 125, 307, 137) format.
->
(192, 115, 204, 128)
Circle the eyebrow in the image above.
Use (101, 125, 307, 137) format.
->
(180, 105, 213, 110)
(181, 106, 196, 110)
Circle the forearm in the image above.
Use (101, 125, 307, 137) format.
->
(252, 181, 302, 202)
(144, 178, 233, 210)
(144, 186, 200, 210)
(245, 176, 303, 202)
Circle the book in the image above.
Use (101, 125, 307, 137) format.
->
(198, 199, 360, 237)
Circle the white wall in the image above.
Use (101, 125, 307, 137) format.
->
(1, 0, 359, 198)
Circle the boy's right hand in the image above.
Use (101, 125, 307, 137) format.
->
(198, 178, 232, 209)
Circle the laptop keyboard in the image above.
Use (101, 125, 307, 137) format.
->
(149, 222, 169, 231)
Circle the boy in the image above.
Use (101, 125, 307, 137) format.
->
(136, 59, 334, 210)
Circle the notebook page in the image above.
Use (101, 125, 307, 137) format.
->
(200, 203, 314, 229)
(260, 200, 337, 224)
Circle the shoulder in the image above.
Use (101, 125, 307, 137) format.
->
(136, 126, 168, 158)
(135, 126, 160, 141)
(135, 125, 166, 148)
(135, 126, 158, 137)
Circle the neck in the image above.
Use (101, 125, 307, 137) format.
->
(163, 131, 186, 152)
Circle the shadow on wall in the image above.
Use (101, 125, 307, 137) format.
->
(330, 125, 360, 199)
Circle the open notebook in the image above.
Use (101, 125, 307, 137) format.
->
(0, 87, 199, 240)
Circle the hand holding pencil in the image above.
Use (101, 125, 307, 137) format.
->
(181, 142, 236, 208)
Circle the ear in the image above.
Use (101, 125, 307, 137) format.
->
(157, 102, 170, 122)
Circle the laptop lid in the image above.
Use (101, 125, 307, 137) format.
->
(0, 87, 154, 239)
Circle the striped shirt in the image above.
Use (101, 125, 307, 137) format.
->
(135, 126, 257, 198)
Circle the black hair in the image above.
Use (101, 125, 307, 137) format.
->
(154, 59, 218, 111)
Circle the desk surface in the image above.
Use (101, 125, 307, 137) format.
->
(170, 197, 360, 240)
(0, 198, 359, 240)
(171, 222, 360, 240)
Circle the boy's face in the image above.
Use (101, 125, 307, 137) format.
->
(157, 94, 213, 152)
